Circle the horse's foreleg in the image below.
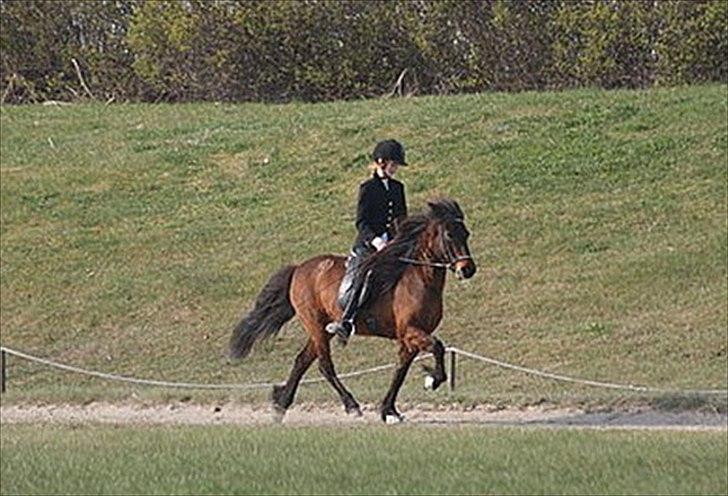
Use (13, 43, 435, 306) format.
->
(381, 328, 444, 423)
(317, 338, 362, 416)
(272, 339, 317, 414)
(422, 337, 447, 391)
(380, 344, 417, 423)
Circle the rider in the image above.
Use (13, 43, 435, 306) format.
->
(325, 139, 408, 344)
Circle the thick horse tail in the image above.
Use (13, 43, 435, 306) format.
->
(228, 264, 297, 359)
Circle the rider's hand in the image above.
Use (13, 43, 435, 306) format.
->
(371, 235, 388, 251)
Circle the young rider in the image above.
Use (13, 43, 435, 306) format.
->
(326, 139, 408, 344)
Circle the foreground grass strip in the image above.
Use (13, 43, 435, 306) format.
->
(1, 424, 726, 495)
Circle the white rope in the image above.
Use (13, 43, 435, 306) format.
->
(447, 347, 728, 396)
(0, 346, 429, 391)
(2, 345, 725, 395)
(1, 347, 276, 390)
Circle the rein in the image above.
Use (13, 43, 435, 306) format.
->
(398, 254, 472, 270)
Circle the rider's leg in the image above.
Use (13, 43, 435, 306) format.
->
(326, 246, 372, 344)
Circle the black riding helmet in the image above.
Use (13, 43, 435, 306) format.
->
(372, 139, 407, 166)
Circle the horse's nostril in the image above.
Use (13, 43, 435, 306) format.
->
(464, 264, 476, 279)
(455, 263, 476, 280)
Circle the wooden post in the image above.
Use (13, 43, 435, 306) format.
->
(448, 349, 456, 392)
(1, 350, 6, 393)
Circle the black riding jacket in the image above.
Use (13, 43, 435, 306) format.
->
(353, 173, 407, 251)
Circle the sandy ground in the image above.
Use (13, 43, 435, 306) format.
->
(1, 402, 726, 430)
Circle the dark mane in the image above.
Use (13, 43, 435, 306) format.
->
(424, 198, 464, 223)
(358, 198, 463, 304)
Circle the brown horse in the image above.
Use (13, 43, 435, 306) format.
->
(228, 198, 476, 423)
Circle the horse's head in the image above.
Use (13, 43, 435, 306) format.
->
(426, 199, 477, 280)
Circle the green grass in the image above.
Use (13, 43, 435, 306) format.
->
(1, 424, 726, 495)
(0, 85, 726, 406)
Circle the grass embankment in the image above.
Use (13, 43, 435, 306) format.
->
(1, 424, 726, 495)
(0, 85, 726, 407)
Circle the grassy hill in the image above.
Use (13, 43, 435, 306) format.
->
(0, 85, 726, 407)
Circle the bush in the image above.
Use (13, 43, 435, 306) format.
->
(0, 0, 143, 103)
(655, 0, 728, 85)
(551, 0, 659, 89)
(1, 0, 726, 104)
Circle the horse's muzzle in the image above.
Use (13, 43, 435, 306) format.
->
(454, 260, 476, 280)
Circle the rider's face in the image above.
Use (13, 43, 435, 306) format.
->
(381, 161, 399, 178)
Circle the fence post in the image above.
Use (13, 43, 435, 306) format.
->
(1, 349, 6, 393)
(448, 349, 456, 392)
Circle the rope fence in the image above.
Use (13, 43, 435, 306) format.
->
(446, 347, 728, 396)
(0, 346, 432, 392)
(1, 345, 726, 396)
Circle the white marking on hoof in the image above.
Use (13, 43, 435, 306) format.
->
(385, 414, 403, 425)
(424, 375, 435, 390)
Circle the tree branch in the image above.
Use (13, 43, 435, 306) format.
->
(71, 58, 95, 100)
(386, 69, 408, 98)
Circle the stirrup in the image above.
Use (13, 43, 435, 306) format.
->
(325, 320, 352, 335)
(325, 320, 353, 344)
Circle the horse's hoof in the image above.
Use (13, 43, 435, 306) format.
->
(381, 407, 404, 424)
(270, 385, 288, 423)
(346, 405, 363, 417)
(345, 402, 362, 416)
(385, 414, 404, 425)
(271, 406, 285, 424)
(424, 375, 435, 390)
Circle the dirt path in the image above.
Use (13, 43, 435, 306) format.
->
(1, 402, 726, 430)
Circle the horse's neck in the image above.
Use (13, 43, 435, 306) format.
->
(420, 264, 447, 292)
(409, 243, 447, 293)
(395, 263, 446, 322)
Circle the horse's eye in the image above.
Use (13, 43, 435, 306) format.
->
(452, 223, 469, 241)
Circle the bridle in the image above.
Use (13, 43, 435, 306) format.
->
(397, 218, 473, 271)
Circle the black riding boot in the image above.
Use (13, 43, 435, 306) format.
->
(326, 250, 371, 346)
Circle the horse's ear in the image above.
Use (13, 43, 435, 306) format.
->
(427, 199, 445, 216)
(453, 200, 464, 219)
(427, 198, 462, 221)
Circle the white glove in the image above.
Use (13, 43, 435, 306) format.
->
(371, 234, 388, 251)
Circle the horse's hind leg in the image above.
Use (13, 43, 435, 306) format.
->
(317, 338, 362, 416)
(272, 339, 317, 415)
(422, 337, 447, 391)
